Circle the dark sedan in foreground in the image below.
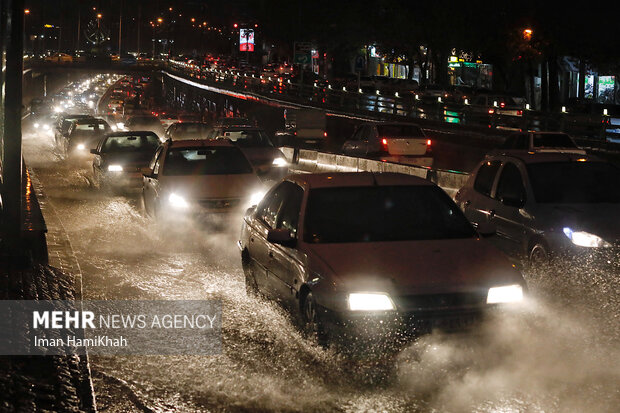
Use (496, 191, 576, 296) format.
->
(239, 172, 525, 345)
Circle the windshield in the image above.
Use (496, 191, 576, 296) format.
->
(218, 129, 273, 147)
(532, 133, 577, 148)
(163, 147, 253, 175)
(74, 122, 109, 133)
(304, 185, 476, 243)
(527, 162, 620, 203)
(102, 134, 160, 152)
(377, 124, 424, 138)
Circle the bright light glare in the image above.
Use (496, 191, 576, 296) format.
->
(563, 227, 610, 248)
(107, 165, 123, 172)
(54, 106, 62, 113)
(168, 193, 189, 209)
(272, 157, 287, 167)
(487, 285, 523, 304)
(348, 293, 395, 311)
(76, 143, 86, 150)
(249, 190, 266, 206)
(116, 122, 125, 130)
(88, 100, 94, 108)
(33, 123, 40, 128)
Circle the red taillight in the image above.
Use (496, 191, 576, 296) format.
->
(488, 109, 495, 114)
(427, 139, 432, 146)
(323, 131, 328, 137)
(382, 138, 388, 145)
(500, 102, 505, 108)
(516, 110, 523, 116)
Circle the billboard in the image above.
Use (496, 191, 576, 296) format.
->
(239, 29, 254, 52)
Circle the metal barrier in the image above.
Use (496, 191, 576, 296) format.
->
(279, 147, 469, 196)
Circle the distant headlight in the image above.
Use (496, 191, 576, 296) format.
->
(272, 157, 288, 167)
(42, 124, 50, 130)
(562, 227, 611, 248)
(116, 122, 125, 130)
(486, 284, 523, 304)
(168, 193, 189, 209)
(249, 190, 267, 206)
(76, 143, 86, 150)
(88, 100, 94, 108)
(348, 293, 395, 311)
(33, 122, 40, 128)
(110, 125, 117, 131)
(107, 165, 123, 172)
(54, 106, 62, 113)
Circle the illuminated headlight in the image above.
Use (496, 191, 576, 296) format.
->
(272, 157, 288, 167)
(249, 190, 267, 206)
(42, 124, 50, 130)
(116, 122, 125, 130)
(88, 100, 94, 108)
(486, 284, 524, 304)
(110, 125, 117, 131)
(563, 227, 611, 248)
(107, 165, 123, 172)
(33, 122, 40, 129)
(54, 106, 62, 113)
(168, 193, 189, 209)
(348, 293, 395, 311)
(76, 143, 86, 150)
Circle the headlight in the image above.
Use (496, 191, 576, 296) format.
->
(168, 193, 189, 209)
(54, 106, 62, 113)
(562, 227, 610, 248)
(88, 100, 94, 108)
(42, 124, 50, 130)
(272, 157, 288, 167)
(76, 143, 86, 150)
(486, 284, 523, 304)
(110, 125, 117, 131)
(107, 165, 123, 172)
(34, 122, 40, 128)
(348, 293, 395, 311)
(249, 190, 267, 206)
(116, 122, 125, 130)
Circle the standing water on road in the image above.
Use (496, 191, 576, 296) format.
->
(22, 118, 619, 412)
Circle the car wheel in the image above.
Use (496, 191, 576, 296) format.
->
(302, 292, 328, 347)
(243, 260, 259, 297)
(529, 242, 549, 265)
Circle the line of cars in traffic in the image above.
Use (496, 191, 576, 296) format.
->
(39, 74, 619, 350)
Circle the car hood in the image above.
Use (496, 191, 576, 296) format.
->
(238, 147, 284, 167)
(159, 173, 262, 200)
(304, 238, 523, 295)
(102, 151, 155, 167)
(536, 203, 620, 242)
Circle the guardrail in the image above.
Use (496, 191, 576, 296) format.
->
(168, 60, 619, 152)
(279, 147, 469, 196)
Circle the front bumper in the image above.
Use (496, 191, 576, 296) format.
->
(317, 304, 491, 344)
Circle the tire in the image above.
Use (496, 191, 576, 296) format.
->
(529, 242, 549, 266)
(301, 292, 329, 347)
(242, 254, 259, 297)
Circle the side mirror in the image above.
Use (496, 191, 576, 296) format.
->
(267, 228, 296, 247)
(90, 149, 99, 155)
(477, 222, 496, 237)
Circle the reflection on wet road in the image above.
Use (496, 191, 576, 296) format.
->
(23, 127, 620, 412)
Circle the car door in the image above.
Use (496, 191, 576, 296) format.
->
(491, 161, 528, 257)
(143, 146, 164, 215)
(461, 160, 502, 228)
(248, 184, 288, 298)
(266, 182, 304, 308)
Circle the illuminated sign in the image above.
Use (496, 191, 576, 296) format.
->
(239, 29, 254, 52)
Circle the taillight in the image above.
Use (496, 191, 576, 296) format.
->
(500, 102, 505, 108)
(323, 131, 328, 137)
(516, 110, 523, 116)
(381, 138, 388, 152)
(488, 109, 495, 114)
(427, 139, 432, 146)
(426, 139, 432, 155)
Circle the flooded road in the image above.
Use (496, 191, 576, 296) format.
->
(22, 117, 620, 412)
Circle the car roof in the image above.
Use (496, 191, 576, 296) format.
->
(486, 150, 602, 164)
(287, 172, 434, 189)
(167, 139, 235, 148)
